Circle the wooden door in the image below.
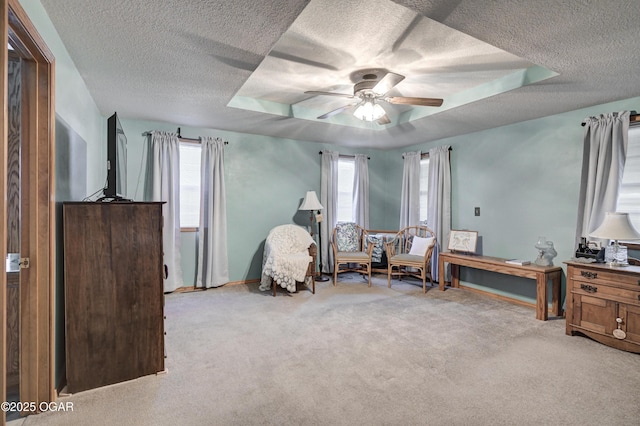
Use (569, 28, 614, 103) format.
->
(2, 1, 55, 423)
(5, 51, 21, 409)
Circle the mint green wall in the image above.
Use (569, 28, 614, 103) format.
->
(391, 96, 640, 303)
(119, 119, 383, 283)
(18, 1, 104, 390)
(19, 0, 104, 192)
(121, 95, 640, 293)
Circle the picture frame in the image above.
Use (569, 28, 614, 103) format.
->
(447, 230, 478, 253)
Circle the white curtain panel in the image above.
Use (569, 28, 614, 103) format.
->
(353, 153, 370, 229)
(196, 137, 229, 288)
(427, 145, 452, 282)
(320, 150, 339, 273)
(144, 131, 184, 292)
(575, 111, 630, 248)
(399, 151, 421, 229)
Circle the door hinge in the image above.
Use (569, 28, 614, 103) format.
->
(19, 257, 30, 269)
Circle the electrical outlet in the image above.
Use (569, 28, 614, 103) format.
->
(475, 207, 480, 216)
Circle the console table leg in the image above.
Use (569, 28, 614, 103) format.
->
(536, 273, 548, 321)
(451, 264, 460, 288)
(551, 271, 562, 317)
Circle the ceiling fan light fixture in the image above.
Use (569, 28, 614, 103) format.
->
(353, 100, 385, 122)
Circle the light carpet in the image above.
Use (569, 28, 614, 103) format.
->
(16, 273, 640, 425)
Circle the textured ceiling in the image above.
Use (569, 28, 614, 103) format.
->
(40, 0, 640, 150)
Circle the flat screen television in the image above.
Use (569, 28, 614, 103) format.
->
(102, 112, 129, 201)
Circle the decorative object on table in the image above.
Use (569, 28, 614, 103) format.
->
(589, 212, 640, 266)
(575, 237, 605, 260)
(505, 259, 531, 266)
(534, 236, 557, 266)
(447, 230, 478, 253)
(299, 191, 329, 281)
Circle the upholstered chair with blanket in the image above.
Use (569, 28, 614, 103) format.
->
(259, 224, 317, 296)
(385, 226, 437, 293)
(331, 222, 374, 287)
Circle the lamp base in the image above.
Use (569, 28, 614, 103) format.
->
(605, 244, 628, 266)
(315, 274, 329, 282)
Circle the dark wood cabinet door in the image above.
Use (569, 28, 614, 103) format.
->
(63, 202, 164, 393)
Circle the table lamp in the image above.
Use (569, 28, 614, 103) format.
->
(299, 191, 329, 281)
(589, 212, 640, 266)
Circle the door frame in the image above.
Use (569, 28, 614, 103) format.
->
(1, 0, 55, 421)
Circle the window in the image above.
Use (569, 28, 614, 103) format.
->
(179, 141, 201, 229)
(336, 157, 355, 223)
(617, 126, 640, 233)
(419, 156, 430, 222)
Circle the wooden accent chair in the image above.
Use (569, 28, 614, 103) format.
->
(385, 225, 437, 293)
(259, 224, 317, 297)
(331, 222, 374, 287)
(273, 244, 317, 296)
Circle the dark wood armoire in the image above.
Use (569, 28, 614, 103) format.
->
(63, 202, 165, 393)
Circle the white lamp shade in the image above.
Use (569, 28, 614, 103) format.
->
(589, 212, 640, 240)
(299, 191, 323, 211)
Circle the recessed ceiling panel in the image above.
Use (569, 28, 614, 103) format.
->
(229, 0, 557, 129)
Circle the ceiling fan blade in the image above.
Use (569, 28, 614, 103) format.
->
(376, 114, 391, 125)
(305, 90, 355, 99)
(385, 96, 444, 107)
(317, 103, 356, 119)
(372, 72, 405, 95)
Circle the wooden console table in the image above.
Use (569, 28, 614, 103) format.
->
(438, 252, 563, 321)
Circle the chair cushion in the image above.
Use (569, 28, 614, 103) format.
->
(337, 251, 370, 262)
(409, 236, 434, 256)
(390, 253, 425, 265)
(365, 235, 384, 263)
(336, 222, 359, 252)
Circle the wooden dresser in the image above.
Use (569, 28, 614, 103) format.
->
(565, 261, 640, 353)
(63, 202, 165, 393)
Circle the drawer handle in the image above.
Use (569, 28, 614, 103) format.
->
(580, 284, 598, 293)
(581, 271, 598, 279)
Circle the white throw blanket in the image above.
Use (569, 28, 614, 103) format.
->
(259, 224, 315, 293)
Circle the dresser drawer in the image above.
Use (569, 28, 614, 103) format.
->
(572, 279, 640, 304)
(570, 267, 640, 289)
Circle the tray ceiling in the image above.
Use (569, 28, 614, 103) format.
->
(40, 0, 640, 149)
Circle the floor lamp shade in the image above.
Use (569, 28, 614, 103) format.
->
(299, 191, 323, 211)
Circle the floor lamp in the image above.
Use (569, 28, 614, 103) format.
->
(299, 191, 329, 282)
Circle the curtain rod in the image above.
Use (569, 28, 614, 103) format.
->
(141, 129, 229, 144)
(401, 147, 452, 159)
(318, 151, 370, 160)
(581, 111, 638, 126)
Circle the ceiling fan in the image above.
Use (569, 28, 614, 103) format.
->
(305, 70, 443, 125)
